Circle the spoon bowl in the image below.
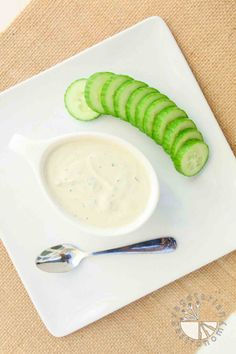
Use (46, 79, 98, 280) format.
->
(36, 244, 87, 273)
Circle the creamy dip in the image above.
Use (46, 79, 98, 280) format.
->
(44, 137, 150, 229)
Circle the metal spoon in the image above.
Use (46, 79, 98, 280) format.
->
(35, 237, 177, 273)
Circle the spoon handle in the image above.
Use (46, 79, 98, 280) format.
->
(92, 237, 177, 256)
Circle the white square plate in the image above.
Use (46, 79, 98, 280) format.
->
(0, 17, 235, 337)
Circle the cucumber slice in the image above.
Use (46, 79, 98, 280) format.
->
(114, 80, 147, 120)
(64, 79, 100, 121)
(171, 128, 203, 157)
(126, 87, 158, 125)
(101, 74, 131, 115)
(136, 92, 166, 131)
(173, 139, 209, 176)
(66, 71, 209, 177)
(85, 72, 114, 113)
(143, 98, 175, 137)
(153, 107, 187, 145)
(162, 117, 196, 154)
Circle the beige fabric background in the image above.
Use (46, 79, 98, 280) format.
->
(0, 1, 236, 353)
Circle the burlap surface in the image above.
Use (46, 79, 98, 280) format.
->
(0, 1, 235, 353)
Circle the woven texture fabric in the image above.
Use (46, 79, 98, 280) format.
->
(0, 0, 235, 353)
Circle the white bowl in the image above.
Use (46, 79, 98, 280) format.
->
(9, 132, 160, 236)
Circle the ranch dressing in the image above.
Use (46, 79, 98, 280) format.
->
(45, 137, 150, 228)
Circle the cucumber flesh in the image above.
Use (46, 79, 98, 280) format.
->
(162, 117, 196, 154)
(101, 74, 131, 115)
(143, 98, 175, 137)
(114, 80, 147, 120)
(135, 92, 166, 131)
(126, 87, 158, 125)
(153, 107, 187, 145)
(64, 79, 100, 121)
(85, 72, 114, 113)
(173, 139, 209, 176)
(171, 128, 203, 157)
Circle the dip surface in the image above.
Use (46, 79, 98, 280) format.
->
(45, 137, 150, 228)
